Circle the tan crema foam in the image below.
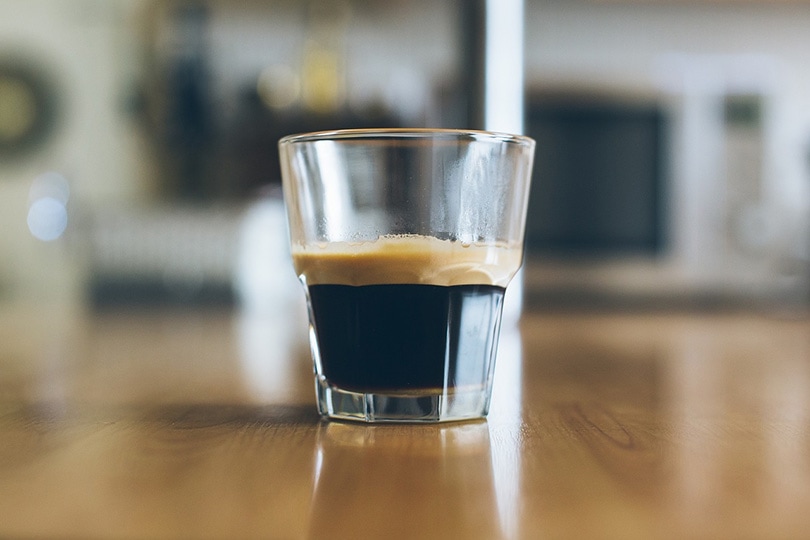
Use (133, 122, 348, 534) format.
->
(291, 235, 523, 287)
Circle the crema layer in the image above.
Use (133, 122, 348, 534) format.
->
(291, 235, 522, 287)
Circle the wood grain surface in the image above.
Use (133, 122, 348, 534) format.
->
(0, 303, 808, 539)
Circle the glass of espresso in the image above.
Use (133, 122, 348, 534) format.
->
(278, 129, 535, 423)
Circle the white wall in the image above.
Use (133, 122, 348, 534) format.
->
(526, 2, 810, 87)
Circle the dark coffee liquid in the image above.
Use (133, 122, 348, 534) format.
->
(307, 284, 505, 393)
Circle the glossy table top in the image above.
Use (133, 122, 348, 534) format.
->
(1, 302, 809, 539)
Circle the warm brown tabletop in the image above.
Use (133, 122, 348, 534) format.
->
(1, 302, 809, 539)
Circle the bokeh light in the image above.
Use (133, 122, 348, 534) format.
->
(27, 171, 69, 242)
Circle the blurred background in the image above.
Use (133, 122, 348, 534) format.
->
(0, 0, 808, 313)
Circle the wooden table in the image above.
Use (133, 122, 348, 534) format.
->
(1, 302, 809, 539)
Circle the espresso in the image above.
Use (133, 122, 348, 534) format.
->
(292, 235, 522, 395)
(308, 283, 504, 392)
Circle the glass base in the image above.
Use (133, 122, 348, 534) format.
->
(315, 377, 492, 423)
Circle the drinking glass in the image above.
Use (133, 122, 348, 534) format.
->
(279, 128, 534, 423)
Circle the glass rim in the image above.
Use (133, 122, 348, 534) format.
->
(278, 128, 535, 147)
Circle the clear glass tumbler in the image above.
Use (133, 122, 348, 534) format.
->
(279, 128, 535, 423)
